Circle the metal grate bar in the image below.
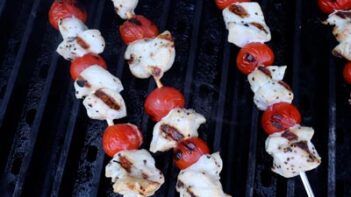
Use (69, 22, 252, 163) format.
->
(0, 0, 6, 18)
(327, 43, 336, 196)
(0, 0, 41, 127)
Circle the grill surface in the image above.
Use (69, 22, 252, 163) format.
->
(0, 0, 350, 196)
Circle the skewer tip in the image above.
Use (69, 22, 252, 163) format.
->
(299, 172, 315, 197)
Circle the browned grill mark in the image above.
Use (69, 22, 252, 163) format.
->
(250, 22, 268, 34)
(76, 77, 91, 88)
(229, 4, 249, 18)
(244, 53, 256, 63)
(76, 36, 89, 49)
(142, 172, 149, 179)
(291, 141, 320, 163)
(94, 90, 121, 110)
(119, 156, 133, 173)
(177, 180, 185, 188)
(158, 33, 173, 41)
(258, 66, 272, 78)
(160, 124, 184, 141)
(150, 66, 161, 78)
(127, 55, 135, 64)
(186, 187, 197, 197)
(335, 11, 351, 19)
(128, 18, 142, 26)
(278, 81, 292, 91)
(281, 130, 298, 141)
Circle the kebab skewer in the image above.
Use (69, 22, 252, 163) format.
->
(215, 0, 321, 196)
(48, 1, 165, 196)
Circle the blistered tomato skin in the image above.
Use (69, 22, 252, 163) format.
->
(236, 42, 275, 75)
(70, 54, 107, 80)
(261, 102, 301, 135)
(144, 87, 185, 122)
(343, 62, 351, 85)
(119, 15, 159, 44)
(318, 0, 351, 14)
(102, 124, 143, 157)
(215, 0, 251, 10)
(49, 0, 87, 30)
(173, 137, 210, 170)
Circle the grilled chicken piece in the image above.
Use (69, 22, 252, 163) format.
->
(325, 10, 351, 61)
(176, 152, 231, 197)
(150, 108, 206, 153)
(222, 2, 271, 47)
(248, 66, 293, 110)
(83, 88, 127, 121)
(74, 65, 123, 99)
(265, 125, 321, 178)
(125, 31, 175, 80)
(105, 149, 165, 197)
(58, 17, 87, 40)
(57, 29, 105, 60)
(111, 0, 138, 19)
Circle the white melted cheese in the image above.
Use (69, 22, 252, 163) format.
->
(58, 17, 87, 40)
(111, 0, 139, 19)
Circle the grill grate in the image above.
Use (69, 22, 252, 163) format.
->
(0, 0, 349, 196)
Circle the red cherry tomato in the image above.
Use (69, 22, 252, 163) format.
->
(318, 0, 351, 14)
(70, 54, 107, 80)
(48, 0, 87, 30)
(119, 15, 159, 44)
(144, 87, 185, 122)
(173, 137, 210, 170)
(261, 102, 302, 135)
(215, 0, 251, 10)
(236, 42, 275, 75)
(343, 62, 351, 85)
(102, 124, 143, 157)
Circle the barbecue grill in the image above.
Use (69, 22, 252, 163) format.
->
(0, 0, 349, 196)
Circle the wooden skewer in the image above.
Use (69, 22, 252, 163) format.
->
(107, 119, 114, 127)
(154, 77, 163, 88)
(300, 172, 315, 197)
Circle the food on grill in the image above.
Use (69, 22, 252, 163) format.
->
(236, 42, 275, 74)
(150, 108, 206, 153)
(70, 54, 107, 80)
(343, 62, 351, 84)
(318, 0, 351, 14)
(173, 137, 210, 170)
(222, 2, 271, 47)
(176, 152, 231, 197)
(111, 0, 139, 19)
(105, 149, 165, 197)
(248, 66, 293, 110)
(215, 0, 251, 10)
(261, 102, 301, 135)
(119, 15, 159, 44)
(48, 0, 87, 30)
(125, 31, 175, 80)
(83, 88, 127, 121)
(265, 125, 321, 178)
(325, 10, 351, 61)
(58, 16, 87, 40)
(57, 29, 105, 60)
(144, 87, 185, 122)
(74, 65, 123, 98)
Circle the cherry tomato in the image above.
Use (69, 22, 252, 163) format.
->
(119, 15, 159, 44)
(70, 54, 107, 80)
(236, 42, 275, 75)
(261, 102, 301, 135)
(102, 124, 143, 157)
(215, 0, 251, 10)
(173, 137, 210, 169)
(343, 62, 351, 85)
(318, 0, 351, 14)
(144, 87, 185, 122)
(49, 0, 87, 30)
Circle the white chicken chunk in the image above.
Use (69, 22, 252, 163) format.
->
(111, 0, 138, 19)
(248, 66, 293, 110)
(58, 17, 87, 40)
(74, 65, 123, 99)
(83, 88, 127, 122)
(222, 2, 271, 47)
(150, 108, 206, 153)
(325, 10, 351, 61)
(57, 29, 105, 60)
(176, 153, 231, 197)
(105, 149, 165, 197)
(265, 125, 321, 178)
(125, 31, 175, 80)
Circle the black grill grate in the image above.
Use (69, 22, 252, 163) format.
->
(0, 0, 349, 196)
